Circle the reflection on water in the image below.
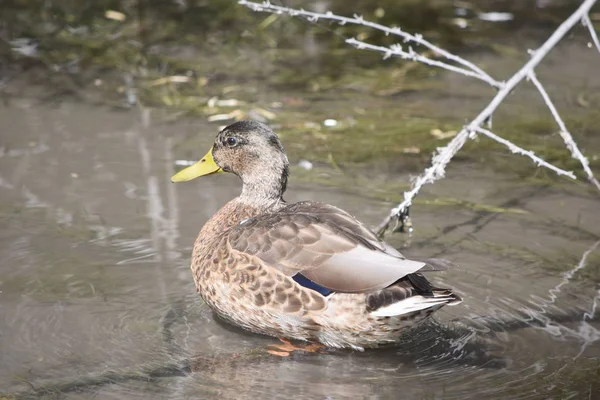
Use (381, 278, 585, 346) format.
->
(0, 98, 599, 399)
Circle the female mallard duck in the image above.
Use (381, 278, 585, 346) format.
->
(172, 120, 461, 351)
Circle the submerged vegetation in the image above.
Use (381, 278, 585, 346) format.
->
(1, 0, 599, 184)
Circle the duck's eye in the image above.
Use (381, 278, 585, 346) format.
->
(226, 137, 238, 147)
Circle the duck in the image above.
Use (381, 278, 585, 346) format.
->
(171, 120, 462, 351)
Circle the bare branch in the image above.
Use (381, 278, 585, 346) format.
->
(473, 127, 576, 179)
(238, 0, 501, 87)
(346, 38, 501, 87)
(582, 14, 600, 54)
(376, 0, 600, 235)
(238, 0, 600, 236)
(528, 71, 600, 191)
(375, 130, 470, 235)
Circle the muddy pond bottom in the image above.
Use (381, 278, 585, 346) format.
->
(0, 101, 599, 399)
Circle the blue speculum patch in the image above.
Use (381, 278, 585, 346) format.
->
(292, 273, 333, 296)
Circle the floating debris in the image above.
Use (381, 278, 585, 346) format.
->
(216, 99, 241, 107)
(222, 85, 244, 94)
(402, 147, 421, 154)
(576, 93, 590, 108)
(208, 113, 235, 122)
(453, 18, 468, 29)
(175, 160, 196, 167)
(297, 160, 313, 170)
(323, 119, 338, 127)
(105, 10, 127, 21)
(207, 97, 243, 108)
(478, 12, 514, 22)
(147, 76, 191, 87)
(252, 108, 276, 120)
(207, 110, 245, 122)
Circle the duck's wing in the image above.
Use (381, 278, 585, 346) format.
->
(227, 201, 452, 293)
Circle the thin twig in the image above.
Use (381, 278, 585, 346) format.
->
(375, 130, 471, 235)
(375, 0, 600, 235)
(238, 0, 501, 88)
(528, 71, 600, 191)
(346, 38, 500, 87)
(473, 127, 576, 179)
(582, 14, 600, 54)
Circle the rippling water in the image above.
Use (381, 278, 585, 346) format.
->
(0, 95, 599, 399)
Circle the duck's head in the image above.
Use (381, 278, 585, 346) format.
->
(171, 120, 290, 203)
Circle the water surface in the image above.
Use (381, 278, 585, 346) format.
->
(1, 99, 599, 399)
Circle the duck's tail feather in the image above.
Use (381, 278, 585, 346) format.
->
(408, 272, 463, 306)
(370, 292, 460, 316)
(367, 273, 462, 317)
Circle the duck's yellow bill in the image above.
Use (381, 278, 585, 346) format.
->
(171, 147, 222, 183)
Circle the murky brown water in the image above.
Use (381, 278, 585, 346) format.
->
(0, 96, 599, 399)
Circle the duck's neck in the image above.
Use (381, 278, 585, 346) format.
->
(237, 160, 288, 209)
